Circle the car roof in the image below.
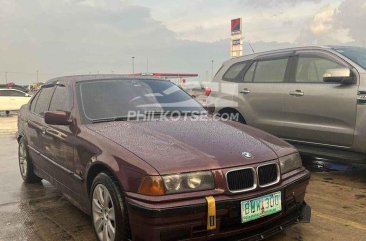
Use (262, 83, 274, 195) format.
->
(44, 74, 167, 86)
(234, 45, 332, 59)
(232, 45, 366, 60)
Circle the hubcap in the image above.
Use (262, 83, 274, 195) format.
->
(92, 184, 116, 241)
(19, 143, 28, 177)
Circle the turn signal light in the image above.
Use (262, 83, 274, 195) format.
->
(138, 176, 166, 196)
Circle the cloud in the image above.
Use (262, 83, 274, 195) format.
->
(241, 0, 322, 7)
(0, 0, 301, 84)
(5, 0, 360, 84)
(295, 0, 366, 46)
(332, 0, 366, 45)
(309, 6, 334, 34)
(0, 0, 178, 81)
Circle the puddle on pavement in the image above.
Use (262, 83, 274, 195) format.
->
(302, 155, 366, 186)
(302, 156, 366, 173)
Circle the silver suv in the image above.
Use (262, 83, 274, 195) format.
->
(208, 46, 366, 162)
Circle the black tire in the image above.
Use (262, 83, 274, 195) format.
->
(18, 137, 42, 183)
(91, 173, 131, 241)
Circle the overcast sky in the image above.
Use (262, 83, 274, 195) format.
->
(0, 0, 365, 84)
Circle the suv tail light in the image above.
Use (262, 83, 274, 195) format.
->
(204, 87, 212, 96)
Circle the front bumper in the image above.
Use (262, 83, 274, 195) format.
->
(126, 171, 311, 241)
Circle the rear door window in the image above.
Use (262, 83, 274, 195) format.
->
(243, 62, 256, 82)
(34, 87, 55, 116)
(49, 86, 72, 112)
(222, 62, 247, 82)
(253, 58, 288, 83)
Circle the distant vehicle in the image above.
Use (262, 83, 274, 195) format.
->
(0, 83, 29, 93)
(0, 88, 31, 115)
(18, 75, 310, 241)
(208, 45, 366, 163)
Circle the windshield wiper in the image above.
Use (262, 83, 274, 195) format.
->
(91, 116, 133, 124)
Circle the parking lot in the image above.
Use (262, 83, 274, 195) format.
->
(0, 115, 366, 241)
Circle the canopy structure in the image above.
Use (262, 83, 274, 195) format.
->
(129, 73, 198, 80)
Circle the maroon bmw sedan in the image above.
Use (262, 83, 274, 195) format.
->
(17, 75, 310, 241)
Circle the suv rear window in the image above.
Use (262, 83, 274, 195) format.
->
(222, 62, 247, 82)
(253, 58, 288, 83)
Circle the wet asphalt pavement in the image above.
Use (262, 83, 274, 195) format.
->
(0, 133, 366, 241)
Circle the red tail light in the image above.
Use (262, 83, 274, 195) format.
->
(204, 87, 212, 96)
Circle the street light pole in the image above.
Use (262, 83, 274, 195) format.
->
(131, 57, 135, 74)
(36, 70, 39, 83)
(211, 60, 214, 80)
(146, 56, 149, 73)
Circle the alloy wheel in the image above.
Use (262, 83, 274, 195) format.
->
(92, 184, 116, 241)
(19, 142, 28, 177)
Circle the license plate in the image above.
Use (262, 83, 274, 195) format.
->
(241, 191, 282, 223)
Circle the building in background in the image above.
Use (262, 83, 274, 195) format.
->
(230, 18, 243, 58)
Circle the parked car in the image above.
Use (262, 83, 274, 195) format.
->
(0, 88, 31, 115)
(17, 75, 310, 241)
(208, 46, 366, 163)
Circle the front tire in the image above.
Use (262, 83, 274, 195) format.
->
(18, 138, 42, 183)
(91, 173, 131, 241)
(219, 109, 246, 124)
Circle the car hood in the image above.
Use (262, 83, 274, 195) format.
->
(86, 119, 293, 175)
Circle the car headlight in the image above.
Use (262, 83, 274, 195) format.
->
(163, 171, 215, 194)
(279, 153, 302, 174)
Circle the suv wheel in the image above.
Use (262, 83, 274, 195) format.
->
(91, 173, 131, 241)
(219, 109, 246, 124)
(18, 138, 42, 183)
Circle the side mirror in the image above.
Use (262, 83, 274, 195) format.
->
(44, 111, 71, 125)
(323, 68, 355, 85)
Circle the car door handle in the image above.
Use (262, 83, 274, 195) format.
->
(240, 88, 250, 94)
(289, 90, 304, 97)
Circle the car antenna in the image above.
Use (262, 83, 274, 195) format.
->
(248, 42, 255, 54)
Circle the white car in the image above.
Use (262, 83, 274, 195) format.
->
(0, 88, 32, 115)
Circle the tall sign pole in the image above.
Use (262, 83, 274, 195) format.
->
(230, 18, 243, 58)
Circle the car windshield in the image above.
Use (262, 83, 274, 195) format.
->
(78, 79, 206, 122)
(334, 47, 366, 70)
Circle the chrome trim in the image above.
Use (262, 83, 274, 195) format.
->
(27, 145, 83, 182)
(225, 167, 257, 193)
(283, 138, 351, 150)
(256, 161, 280, 188)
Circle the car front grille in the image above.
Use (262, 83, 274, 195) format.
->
(226, 162, 280, 193)
(258, 163, 279, 187)
(226, 168, 255, 192)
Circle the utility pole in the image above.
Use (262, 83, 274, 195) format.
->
(36, 70, 39, 83)
(211, 60, 214, 80)
(146, 57, 149, 73)
(131, 56, 135, 74)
